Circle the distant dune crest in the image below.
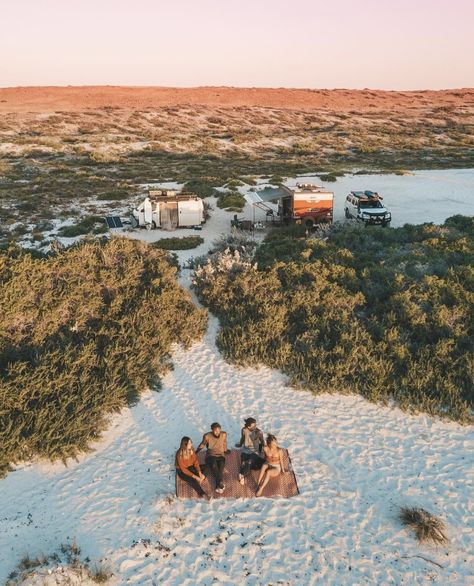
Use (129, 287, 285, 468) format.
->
(0, 86, 473, 112)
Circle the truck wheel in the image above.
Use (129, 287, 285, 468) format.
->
(382, 221, 391, 228)
(130, 216, 138, 228)
(345, 208, 350, 219)
(304, 218, 314, 229)
(152, 221, 157, 229)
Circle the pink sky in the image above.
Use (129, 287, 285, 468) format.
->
(1, 0, 473, 89)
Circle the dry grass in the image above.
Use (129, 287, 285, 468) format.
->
(399, 506, 449, 545)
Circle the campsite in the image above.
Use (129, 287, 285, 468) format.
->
(1, 169, 473, 583)
(1, 8, 473, 579)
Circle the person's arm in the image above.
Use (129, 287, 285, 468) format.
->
(235, 428, 245, 448)
(223, 432, 230, 454)
(176, 453, 198, 479)
(196, 434, 207, 454)
(258, 430, 264, 454)
(279, 448, 285, 473)
(192, 453, 202, 474)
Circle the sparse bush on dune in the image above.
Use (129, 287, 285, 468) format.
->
(57, 215, 107, 237)
(6, 539, 112, 585)
(399, 506, 448, 545)
(89, 149, 123, 163)
(0, 238, 207, 476)
(193, 217, 474, 422)
(96, 188, 131, 201)
(216, 190, 246, 211)
(184, 178, 219, 198)
(151, 235, 204, 250)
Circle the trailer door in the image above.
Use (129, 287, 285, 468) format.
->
(144, 198, 153, 224)
(178, 202, 200, 226)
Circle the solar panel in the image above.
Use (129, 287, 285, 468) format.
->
(105, 216, 124, 228)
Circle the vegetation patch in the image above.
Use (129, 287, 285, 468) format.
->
(0, 238, 207, 476)
(57, 215, 107, 237)
(317, 173, 339, 182)
(6, 540, 112, 585)
(216, 190, 246, 212)
(399, 506, 448, 545)
(193, 216, 474, 423)
(184, 177, 220, 198)
(151, 235, 204, 250)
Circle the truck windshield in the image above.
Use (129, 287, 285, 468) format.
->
(359, 200, 383, 209)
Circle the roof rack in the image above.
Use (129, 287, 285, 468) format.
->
(350, 190, 383, 200)
(296, 183, 325, 191)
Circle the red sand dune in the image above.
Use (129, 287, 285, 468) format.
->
(0, 86, 473, 113)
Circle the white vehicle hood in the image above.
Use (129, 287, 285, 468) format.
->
(359, 208, 389, 215)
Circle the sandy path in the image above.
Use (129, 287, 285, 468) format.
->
(0, 268, 473, 585)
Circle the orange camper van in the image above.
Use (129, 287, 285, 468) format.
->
(279, 183, 334, 228)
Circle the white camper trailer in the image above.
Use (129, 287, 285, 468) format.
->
(131, 190, 205, 230)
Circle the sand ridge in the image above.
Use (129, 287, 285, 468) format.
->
(0, 86, 473, 113)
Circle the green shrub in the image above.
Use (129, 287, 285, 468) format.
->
(269, 175, 284, 185)
(193, 217, 474, 423)
(217, 191, 246, 211)
(0, 238, 207, 476)
(151, 236, 204, 250)
(225, 179, 245, 187)
(318, 173, 338, 182)
(57, 216, 106, 237)
(184, 178, 219, 198)
(96, 189, 130, 201)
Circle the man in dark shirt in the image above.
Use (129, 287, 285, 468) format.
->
(235, 417, 265, 485)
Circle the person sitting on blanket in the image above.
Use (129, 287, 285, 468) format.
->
(235, 417, 265, 485)
(256, 434, 286, 497)
(197, 422, 229, 494)
(175, 436, 209, 500)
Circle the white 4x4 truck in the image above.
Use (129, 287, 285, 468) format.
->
(345, 190, 391, 227)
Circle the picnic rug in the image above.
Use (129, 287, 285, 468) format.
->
(176, 448, 299, 499)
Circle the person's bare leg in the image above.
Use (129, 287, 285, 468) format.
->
(256, 468, 279, 496)
(257, 463, 268, 487)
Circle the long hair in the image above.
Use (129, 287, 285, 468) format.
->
(179, 436, 192, 456)
(266, 434, 277, 446)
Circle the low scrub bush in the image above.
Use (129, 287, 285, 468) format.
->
(184, 178, 219, 198)
(193, 218, 474, 422)
(318, 173, 338, 182)
(187, 233, 258, 270)
(6, 539, 112, 585)
(216, 191, 246, 211)
(0, 238, 207, 476)
(96, 189, 130, 201)
(58, 215, 107, 237)
(151, 235, 204, 250)
(399, 506, 448, 545)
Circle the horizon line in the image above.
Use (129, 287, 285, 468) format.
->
(1, 84, 473, 93)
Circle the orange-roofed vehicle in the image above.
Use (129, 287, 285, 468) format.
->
(279, 183, 334, 228)
(246, 183, 334, 228)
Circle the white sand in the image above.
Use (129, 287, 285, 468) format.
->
(305, 168, 474, 227)
(1, 175, 473, 585)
